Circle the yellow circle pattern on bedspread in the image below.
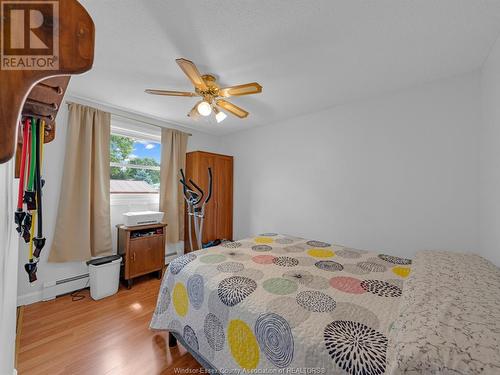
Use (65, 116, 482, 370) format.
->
(173, 282, 189, 317)
(307, 249, 335, 258)
(254, 237, 274, 244)
(228, 319, 260, 369)
(392, 266, 411, 278)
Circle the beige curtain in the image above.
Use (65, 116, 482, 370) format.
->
(160, 128, 189, 245)
(49, 104, 112, 262)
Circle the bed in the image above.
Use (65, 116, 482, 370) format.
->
(150, 234, 500, 374)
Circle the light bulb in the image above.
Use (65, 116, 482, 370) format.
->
(197, 101, 212, 116)
(215, 110, 227, 123)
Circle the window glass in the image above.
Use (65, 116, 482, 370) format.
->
(110, 134, 161, 193)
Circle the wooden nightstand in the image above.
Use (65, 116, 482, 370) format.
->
(116, 223, 167, 289)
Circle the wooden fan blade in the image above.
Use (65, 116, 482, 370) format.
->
(188, 101, 202, 119)
(176, 58, 208, 91)
(145, 89, 197, 97)
(216, 99, 249, 119)
(219, 82, 262, 97)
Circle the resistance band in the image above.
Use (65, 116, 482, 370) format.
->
(33, 120, 46, 259)
(25, 119, 37, 210)
(24, 118, 38, 282)
(15, 119, 30, 234)
(19, 121, 33, 242)
(15, 117, 48, 283)
(40, 120, 45, 161)
(25, 210, 37, 283)
(23, 118, 46, 282)
(29, 212, 35, 261)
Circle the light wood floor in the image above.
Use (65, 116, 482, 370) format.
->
(18, 276, 202, 375)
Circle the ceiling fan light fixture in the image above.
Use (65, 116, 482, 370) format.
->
(215, 109, 227, 123)
(197, 101, 212, 116)
(146, 58, 262, 122)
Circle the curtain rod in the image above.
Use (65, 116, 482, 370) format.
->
(111, 113, 192, 136)
(66, 101, 192, 136)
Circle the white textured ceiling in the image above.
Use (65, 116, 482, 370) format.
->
(71, 0, 500, 135)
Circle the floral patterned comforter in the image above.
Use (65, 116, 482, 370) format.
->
(386, 251, 500, 374)
(150, 234, 412, 374)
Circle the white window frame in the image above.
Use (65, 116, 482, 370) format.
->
(110, 162, 160, 172)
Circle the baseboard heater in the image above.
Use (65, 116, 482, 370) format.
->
(42, 273, 89, 301)
(44, 257, 177, 301)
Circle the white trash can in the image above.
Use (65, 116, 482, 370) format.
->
(87, 255, 122, 300)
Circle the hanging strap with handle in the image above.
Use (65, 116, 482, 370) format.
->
(24, 118, 37, 211)
(15, 119, 30, 233)
(20, 121, 33, 243)
(33, 120, 46, 258)
(23, 118, 46, 283)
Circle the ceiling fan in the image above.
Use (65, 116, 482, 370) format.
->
(145, 58, 262, 123)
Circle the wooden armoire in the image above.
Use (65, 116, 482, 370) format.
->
(184, 151, 233, 252)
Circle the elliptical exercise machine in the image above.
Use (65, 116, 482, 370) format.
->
(180, 168, 212, 251)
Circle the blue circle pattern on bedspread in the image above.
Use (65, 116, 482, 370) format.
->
(315, 260, 344, 272)
(204, 313, 225, 351)
(183, 324, 199, 351)
(170, 253, 197, 275)
(187, 274, 204, 309)
(155, 234, 411, 373)
(154, 286, 170, 315)
(254, 313, 294, 368)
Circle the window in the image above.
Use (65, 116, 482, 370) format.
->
(110, 132, 161, 194)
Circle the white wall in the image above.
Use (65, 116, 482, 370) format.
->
(17, 102, 221, 305)
(221, 73, 482, 259)
(0, 160, 18, 375)
(480, 35, 500, 265)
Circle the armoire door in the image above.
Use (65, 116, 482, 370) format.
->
(184, 151, 233, 251)
(215, 155, 233, 241)
(198, 153, 218, 244)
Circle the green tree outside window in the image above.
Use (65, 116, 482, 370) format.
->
(110, 134, 160, 189)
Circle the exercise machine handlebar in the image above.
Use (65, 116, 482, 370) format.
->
(188, 179, 204, 205)
(180, 167, 213, 251)
(206, 168, 213, 204)
(180, 169, 188, 195)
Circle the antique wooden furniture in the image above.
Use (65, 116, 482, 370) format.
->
(116, 223, 167, 289)
(184, 151, 233, 252)
(0, 0, 95, 164)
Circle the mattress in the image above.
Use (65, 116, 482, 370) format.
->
(150, 234, 411, 374)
